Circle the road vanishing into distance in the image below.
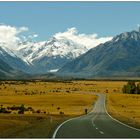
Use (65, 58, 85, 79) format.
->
(52, 94, 140, 138)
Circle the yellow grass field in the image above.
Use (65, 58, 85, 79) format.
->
(0, 80, 126, 95)
(107, 93, 140, 128)
(0, 80, 99, 138)
(0, 93, 97, 115)
(0, 80, 126, 115)
(0, 114, 71, 138)
(0, 80, 140, 137)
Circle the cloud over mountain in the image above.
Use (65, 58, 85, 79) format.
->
(54, 27, 112, 49)
(0, 24, 112, 51)
(0, 24, 28, 49)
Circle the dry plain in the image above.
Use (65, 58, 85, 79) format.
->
(0, 80, 140, 137)
(107, 93, 140, 129)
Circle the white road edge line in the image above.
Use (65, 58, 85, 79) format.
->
(104, 94, 140, 132)
(52, 93, 140, 138)
(52, 117, 76, 138)
(52, 103, 96, 138)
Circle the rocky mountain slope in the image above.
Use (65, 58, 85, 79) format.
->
(16, 37, 89, 73)
(0, 28, 111, 76)
(58, 30, 140, 77)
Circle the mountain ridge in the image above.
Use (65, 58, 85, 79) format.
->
(58, 30, 140, 77)
(1, 29, 140, 79)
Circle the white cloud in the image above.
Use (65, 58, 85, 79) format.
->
(0, 25, 28, 49)
(18, 27, 28, 33)
(33, 34, 38, 38)
(0, 25, 112, 51)
(28, 34, 38, 39)
(54, 27, 112, 49)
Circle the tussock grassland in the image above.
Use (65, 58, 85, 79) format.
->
(0, 80, 125, 115)
(0, 114, 71, 138)
(0, 80, 126, 95)
(0, 80, 99, 138)
(107, 93, 140, 129)
(0, 80, 139, 137)
(0, 94, 97, 115)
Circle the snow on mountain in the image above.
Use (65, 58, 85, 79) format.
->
(0, 44, 30, 73)
(0, 27, 112, 74)
(58, 30, 140, 77)
(13, 28, 112, 73)
(16, 41, 46, 64)
(0, 42, 16, 57)
(16, 37, 88, 64)
(15, 37, 88, 73)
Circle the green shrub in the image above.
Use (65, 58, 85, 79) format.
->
(122, 81, 140, 94)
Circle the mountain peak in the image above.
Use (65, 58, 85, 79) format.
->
(58, 29, 140, 77)
(113, 30, 140, 42)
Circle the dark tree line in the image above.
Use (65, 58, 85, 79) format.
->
(122, 81, 140, 94)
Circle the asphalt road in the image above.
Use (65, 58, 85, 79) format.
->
(52, 94, 140, 138)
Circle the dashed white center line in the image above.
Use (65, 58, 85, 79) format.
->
(91, 114, 98, 127)
(99, 131, 104, 134)
(91, 115, 104, 135)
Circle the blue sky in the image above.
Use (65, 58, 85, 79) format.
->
(0, 2, 140, 41)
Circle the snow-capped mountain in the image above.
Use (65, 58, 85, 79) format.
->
(16, 37, 88, 64)
(0, 44, 30, 73)
(0, 27, 112, 75)
(15, 37, 88, 73)
(0, 44, 30, 79)
(59, 30, 140, 77)
(11, 27, 111, 74)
